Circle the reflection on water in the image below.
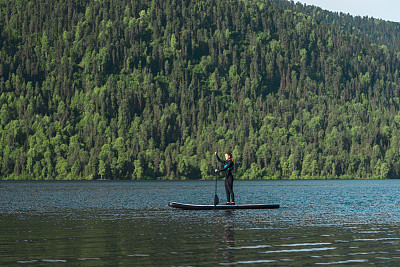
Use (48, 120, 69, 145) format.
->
(222, 211, 235, 264)
(2, 180, 400, 265)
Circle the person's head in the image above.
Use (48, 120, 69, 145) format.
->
(225, 153, 233, 161)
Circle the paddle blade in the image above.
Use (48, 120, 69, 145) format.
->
(214, 194, 219, 206)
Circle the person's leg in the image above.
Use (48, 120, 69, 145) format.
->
(226, 176, 234, 204)
(225, 179, 231, 204)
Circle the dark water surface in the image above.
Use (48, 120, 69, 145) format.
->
(2, 180, 400, 266)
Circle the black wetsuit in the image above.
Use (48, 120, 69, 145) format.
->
(216, 155, 234, 203)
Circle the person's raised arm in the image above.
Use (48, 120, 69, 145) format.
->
(215, 152, 225, 163)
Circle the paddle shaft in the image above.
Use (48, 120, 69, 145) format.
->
(214, 154, 219, 206)
(215, 156, 217, 193)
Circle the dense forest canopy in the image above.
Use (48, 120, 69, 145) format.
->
(274, 0, 400, 50)
(2, 0, 400, 180)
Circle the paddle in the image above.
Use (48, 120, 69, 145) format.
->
(214, 152, 219, 206)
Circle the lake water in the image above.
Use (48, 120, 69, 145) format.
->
(2, 179, 400, 265)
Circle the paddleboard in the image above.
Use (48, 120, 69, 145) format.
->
(168, 201, 280, 210)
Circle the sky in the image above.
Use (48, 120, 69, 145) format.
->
(296, 0, 400, 23)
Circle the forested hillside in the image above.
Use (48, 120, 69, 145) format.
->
(2, 0, 400, 180)
(276, 0, 400, 50)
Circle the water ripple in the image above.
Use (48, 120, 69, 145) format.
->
(315, 259, 369, 265)
(280, 242, 332, 247)
(225, 245, 271, 250)
(261, 247, 337, 253)
(220, 259, 278, 265)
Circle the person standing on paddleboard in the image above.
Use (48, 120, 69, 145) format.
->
(215, 152, 235, 205)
